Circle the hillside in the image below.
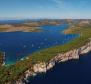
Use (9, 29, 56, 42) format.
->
(0, 20, 91, 83)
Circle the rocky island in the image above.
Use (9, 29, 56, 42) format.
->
(0, 19, 91, 84)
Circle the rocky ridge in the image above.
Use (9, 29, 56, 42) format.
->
(16, 41, 91, 84)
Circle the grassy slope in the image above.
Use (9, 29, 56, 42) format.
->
(30, 25, 91, 63)
(0, 24, 91, 83)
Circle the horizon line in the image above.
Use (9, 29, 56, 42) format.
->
(0, 18, 91, 20)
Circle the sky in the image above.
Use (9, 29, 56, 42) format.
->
(0, 0, 91, 19)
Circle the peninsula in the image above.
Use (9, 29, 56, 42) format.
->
(0, 19, 91, 84)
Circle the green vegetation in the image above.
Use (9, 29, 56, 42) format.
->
(0, 59, 33, 83)
(0, 22, 91, 83)
(30, 25, 91, 63)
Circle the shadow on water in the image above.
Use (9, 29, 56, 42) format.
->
(29, 52, 91, 84)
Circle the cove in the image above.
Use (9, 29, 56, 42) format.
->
(0, 24, 78, 64)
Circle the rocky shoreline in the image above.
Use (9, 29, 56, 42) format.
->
(15, 41, 91, 84)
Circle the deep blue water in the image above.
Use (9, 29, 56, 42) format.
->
(1, 21, 91, 84)
(29, 52, 91, 84)
(0, 24, 78, 64)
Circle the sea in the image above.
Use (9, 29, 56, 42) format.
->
(29, 52, 91, 84)
(0, 21, 78, 64)
(0, 20, 90, 84)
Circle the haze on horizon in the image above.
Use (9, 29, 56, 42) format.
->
(0, 0, 91, 19)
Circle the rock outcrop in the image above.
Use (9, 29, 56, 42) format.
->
(16, 41, 91, 84)
(0, 52, 5, 66)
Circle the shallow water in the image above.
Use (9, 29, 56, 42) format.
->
(0, 24, 78, 64)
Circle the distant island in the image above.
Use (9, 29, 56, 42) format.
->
(0, 19, 91, 84)
(0, 20, 62, 32)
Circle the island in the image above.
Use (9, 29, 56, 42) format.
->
(0, 19, 91, 84)
(0, 20, 62, 32)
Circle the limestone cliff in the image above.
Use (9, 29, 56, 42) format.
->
(16, 41, 91, 84)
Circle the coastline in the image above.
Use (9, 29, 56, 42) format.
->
(16, 40, 91, 84)
(15, 21, 91, 83)
(0, 20, 62, 32)
(0, 19, 91, 83)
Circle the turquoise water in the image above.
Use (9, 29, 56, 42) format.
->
(0, 24, 78, 64)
